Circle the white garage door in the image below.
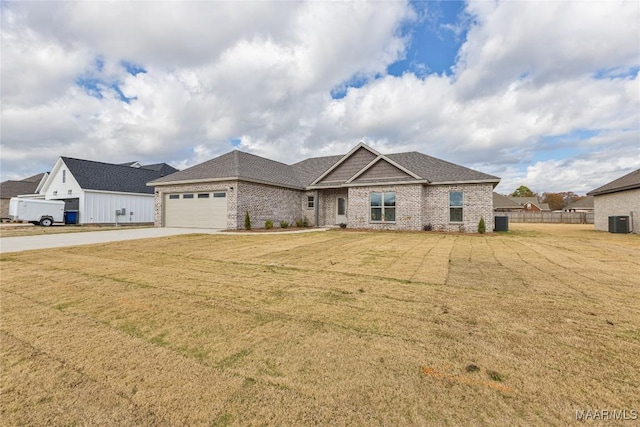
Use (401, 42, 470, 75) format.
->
(164, 192, 227, 228)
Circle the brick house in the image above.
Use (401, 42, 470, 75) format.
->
(148, 142, 500, 232)
(587, 168, 640, 234)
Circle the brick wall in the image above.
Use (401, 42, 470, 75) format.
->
(235, 181, 304, 228)
(153, 180, 238, 228)
(0, 199, 9, 219)
(347, 184, 423, 230)
(593, 189, 640, 233)
(423, 183, 495, 232)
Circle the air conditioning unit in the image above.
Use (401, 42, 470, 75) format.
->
(608, 216, 629, 233)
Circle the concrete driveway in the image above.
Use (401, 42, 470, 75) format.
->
(0, 227, 220, 254)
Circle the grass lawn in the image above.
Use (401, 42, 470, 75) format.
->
(1, 224, 638, 425)
(0, 224, 152, 238)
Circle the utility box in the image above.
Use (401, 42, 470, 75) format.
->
(608, 216, 629, 233)
(8, 198, 65, 226)
(494, 216, 509, 232)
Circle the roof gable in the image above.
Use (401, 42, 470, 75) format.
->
(350, 158, 415, 183)
(315, 146, 377, 184)
(587, 169, 640, 196)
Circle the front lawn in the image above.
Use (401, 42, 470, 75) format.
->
(1, 224, 638, 425)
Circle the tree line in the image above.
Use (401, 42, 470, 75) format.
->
(508, 185, 586, 211)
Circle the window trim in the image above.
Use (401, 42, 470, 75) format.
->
(449, 191, 463, 223)
(370, 191, 396, 223)
(307, 196, 315, 209)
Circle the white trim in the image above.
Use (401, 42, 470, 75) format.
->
(429, 179, 500, 185)
(38, 158, 65, 195)
(307, 179, 428, 190)
(84, 189, 155, 197)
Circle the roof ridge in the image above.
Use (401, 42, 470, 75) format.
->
(62, 156, 166, 173)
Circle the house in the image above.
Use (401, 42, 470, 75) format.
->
(493, 192, 524, 212)
(564, 196, 594, 213)
(508, 197, 551, 212)
(0, 173, 48, 219)
(148, 142, 500, 232)
(37, 157, 178, 224)
(587, 169, 640, 234)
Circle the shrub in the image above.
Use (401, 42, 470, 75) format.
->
(302, 216, 309, 227)
(279, 220, 289, 229)
(265, 219, 273, 229)
(244, 211, 251, 230)
(295, 218, 304, 228)
(339, 223, 347, 229)
(423, 224, 433, 231)
(478, 217, 486, 234)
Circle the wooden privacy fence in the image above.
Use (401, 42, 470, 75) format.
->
(497, 212, 594, 224)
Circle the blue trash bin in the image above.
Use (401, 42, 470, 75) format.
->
(64, 210, 78, 224)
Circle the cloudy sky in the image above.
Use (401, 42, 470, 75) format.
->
(1, 0, 638, 194)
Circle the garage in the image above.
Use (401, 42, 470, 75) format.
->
(164, 192, 227, 228)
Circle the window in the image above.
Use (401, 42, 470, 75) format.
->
(62, 170, 66, 183)
(169, 194, 179, 199)
(213, 192, 226, 198)
(307, 196, 315, 209)
(183, 194, 194, 199)
(197, 193, 210, 198)
(449, 191, 463, 222)
(370, 192, 396, 222)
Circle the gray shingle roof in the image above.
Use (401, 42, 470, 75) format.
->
(565, 196, 594, 210)
(149, 146, 500, 188)
(387, 152, 500, 183)
(587, 169, 640, 196)
(149, 150, 304, 188)
(493, 192, 523, 209)
(0, 173, 46, 198)
(62, 157, 177, 194)
(291, 155, 344, 187)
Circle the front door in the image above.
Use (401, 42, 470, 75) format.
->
(336, 196, 347, 224)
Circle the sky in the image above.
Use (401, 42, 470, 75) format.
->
(1, 0, 639, 195)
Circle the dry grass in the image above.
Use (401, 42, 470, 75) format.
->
(1, 223, 638, 426)
(0, 224, 151, 238)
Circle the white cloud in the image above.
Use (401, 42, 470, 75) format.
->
(0, 0, 638, 196)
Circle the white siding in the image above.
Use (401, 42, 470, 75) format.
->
(43, 160, 83, 200)
(82, 191, 155, 224)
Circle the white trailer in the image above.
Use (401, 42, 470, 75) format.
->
(9, 198, 65, 226)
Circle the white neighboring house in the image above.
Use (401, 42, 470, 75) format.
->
(37, 157, 177, 224)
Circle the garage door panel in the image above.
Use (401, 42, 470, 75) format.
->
(165, 192, 227, 228)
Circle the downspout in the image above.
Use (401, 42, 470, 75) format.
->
(315, 190, 319, 227)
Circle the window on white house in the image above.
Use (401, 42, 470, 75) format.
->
(213, 192, 226, 198)
(370, 192, 396, 222)
(169, 194, 179, 199)
(183, 194, 194, 199)
(197, 193, 210, 198)
(307, 196, 315, 209)
(62, 170, 66, 183)
(449, 191, 463, 222)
